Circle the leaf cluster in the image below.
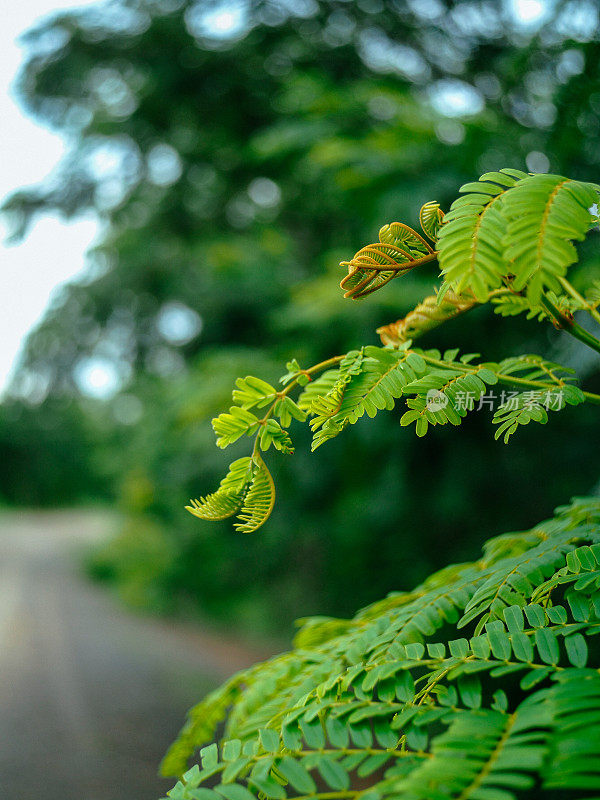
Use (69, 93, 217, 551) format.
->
(164, 497, 600, 799)
(437, 170, 599, 304)
(190, 344, 588, 531)
(187, 168, 599, 534)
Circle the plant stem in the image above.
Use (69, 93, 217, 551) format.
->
(251, 355, 345, 457)
(540, 293, 600, 356)
(420, 354, 600, 406)
(280, 355, 345, 398)
(303, 355, 346, 378)
(559, 276, 600, 327)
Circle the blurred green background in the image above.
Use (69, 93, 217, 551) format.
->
(2, 0, 600, 635)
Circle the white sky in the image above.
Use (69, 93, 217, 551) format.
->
(0, 0, 100, 395)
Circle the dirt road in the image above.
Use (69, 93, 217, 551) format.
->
(0, 510, 276, 800)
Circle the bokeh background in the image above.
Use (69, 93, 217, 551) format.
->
(1, 1, 599, 798)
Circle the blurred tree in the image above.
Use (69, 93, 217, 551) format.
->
(0, 396, 111, 505)
(2, 0, 599, 629)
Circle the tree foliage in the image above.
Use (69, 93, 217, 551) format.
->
(160, 167, 600, 796)
(3, 0, 600, 626)
(163, 497, 600, 799)
(189, 169, 599, 532)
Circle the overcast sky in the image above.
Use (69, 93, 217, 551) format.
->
(0, 0, 100, 395)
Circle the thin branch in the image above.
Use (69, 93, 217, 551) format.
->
(420, 353, 600, 406)
(540, 293, 600, 357)
(558, 276, 600, 327)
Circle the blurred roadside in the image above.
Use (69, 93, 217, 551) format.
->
(0, 509, 278, 800)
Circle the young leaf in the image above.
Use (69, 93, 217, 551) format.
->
(233, 376, 278, 409)
(213, 407, 261, 448)
(186, 457, 253, 522)
(340, 223, 435, 299)
(419, 200, 445, 242)
(234, 452, 276, 533)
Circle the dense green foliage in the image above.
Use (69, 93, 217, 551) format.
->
(163, 496, 600, 798)
(187, 169, 600, 533)
(4, 0, 600, 627)
(161, 169, 600, 798)
(158, 169, 600, 800)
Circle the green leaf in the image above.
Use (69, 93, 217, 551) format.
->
(510, 632, 534, 663)
(458, 674, 482, 709)
(504, 605, 524, 633)
(222, 740, 242, 762)
(564, 633, 588, 668)
(492, 384, 580, 443)
(419, 200, 445, 242)
(325, 715, 349, 748)
(438, 169, 525, 301)
(357, 754, 390, 777)
(258, 419, 294, 454)
(233, 376, 277, 409)
(188, 790, 222, 800)
(248, 778, 285, 800)
(524, 604, 546, 628)
(216, 785, 257, 800)
(486, 621, 512, 660)
(566, 591, 591, 622)
(234, 453, 276, 533)
(277, 758, 316, 794)
(259, 729, 280, 753)
(316, 757, 350, 791)
(187, 457, 253, 522)
(300, 717, 325, 749)
(222, 758, 252, 784)
(213, 407, 261, 448)
(449, 638, 470, 658)
(187, 453, 276, 534)
(201, 744, 219, 769)
(534, 628, 559, 665)
(415, 416, 428, 437)
(502, 174, 598, 302)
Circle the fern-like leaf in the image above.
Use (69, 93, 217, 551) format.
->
(296, 369, 342, 412)
(340, 224, 436, 299)
(396, 704, 550, 799)
(297, 350, 364, 430)
(186, 454, 275, 533)
(234, 452, 275, 533)
(186, 456, 253, 521)
(437, 168, 527, 301)
(378, 221, 431, 253)
(543, 671, 600, 792)
(493, 385, 585, 443)
(502, 173, 599, 303)
(492, 292, 544, 319)
(166, 499, 600, 800)
(419, 200, 445, 242)
(306, 346, 426, 450)
(400, 356, 498, 437)
(497, 353, 575, 383)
